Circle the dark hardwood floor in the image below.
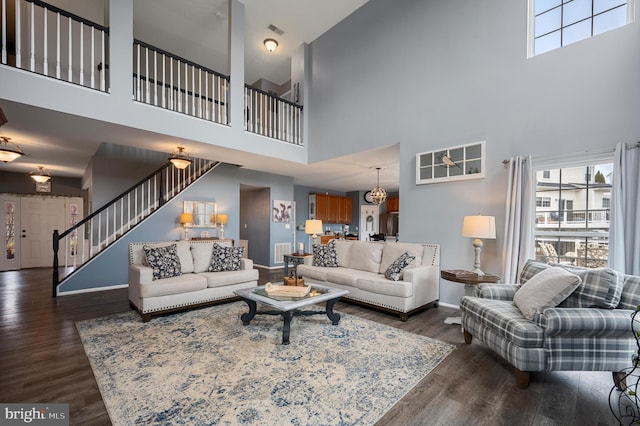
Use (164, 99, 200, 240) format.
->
(0, 268, 619, 425)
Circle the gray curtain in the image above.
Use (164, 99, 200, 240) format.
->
(501, 156, 533, 283)
(609, 142, 640, 275)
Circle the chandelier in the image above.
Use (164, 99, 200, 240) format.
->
(370, 167, 387, 205)
(30, 166, 51, 183)
(169, 146, 192, 169)
(0, 136, 26, 163)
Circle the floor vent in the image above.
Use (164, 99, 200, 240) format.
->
(274, 243, 291, 264)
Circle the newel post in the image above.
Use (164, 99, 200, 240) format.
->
(52, 229, 59, 298)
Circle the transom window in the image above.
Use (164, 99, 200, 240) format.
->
(530, 0, 633, 56)
(534, 162, 612, 268)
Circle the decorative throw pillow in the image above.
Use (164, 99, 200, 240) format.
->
(209, 244, 244, 272)
(384, 252, 416, 281)
(513, 266, 582, 320)
(143, 244, 182, 281)
(312, 240, 338, 267)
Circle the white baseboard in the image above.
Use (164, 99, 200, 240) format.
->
(57, 283, 128, 296)
(253, 264, 284, 270)
(438, 301, 459, 310)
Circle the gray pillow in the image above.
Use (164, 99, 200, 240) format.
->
(513, 267, 581, 320)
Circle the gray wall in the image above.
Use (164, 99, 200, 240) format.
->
(308, 0, 640, 305)
(0, 171, 86, 198)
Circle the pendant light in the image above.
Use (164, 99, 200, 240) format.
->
(370, 167, 387, 205)
(30, 166, 51, 183)
(169, 146, 192, 169)
(0, 136, 26, 163)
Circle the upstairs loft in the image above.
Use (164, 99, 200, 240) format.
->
(0, 0, 306, 164)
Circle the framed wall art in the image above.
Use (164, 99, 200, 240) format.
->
(415, 140, 486, 185)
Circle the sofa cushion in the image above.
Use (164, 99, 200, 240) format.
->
(143, 244, 183, 280)
(296, 265, 330, 282)
(209, 244, 244, 272)
(379, 244, 423, 273)
(348, 242, 383, 273)
(313, 240, 338, 267)
(201, 268, 259, 288)
(191, 242, 215, 273)
(357, 276, 413, 298)
(558, 267, 623, 309)
(326, 269, 367, 287)
(384, 252, 416, 281)
(139, 274, 208, 298)
(333, 239, 352, 267)
(519, 259, 551, 284)
(460, 296, 545, 348)
(617, 273, 640, 310)
(513, 267, 581, 320)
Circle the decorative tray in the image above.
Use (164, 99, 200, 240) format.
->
(265, 282, 311, 297)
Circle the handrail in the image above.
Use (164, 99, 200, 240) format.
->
(244, 83, 303, 109)
(58, 162, 171, 241)
(25, 0, 109, 33)
(134, 39, 229, 80)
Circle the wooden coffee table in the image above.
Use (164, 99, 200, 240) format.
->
(234, 283, 348, 345)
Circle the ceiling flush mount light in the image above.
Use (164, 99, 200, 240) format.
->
(264, 38, 278, 53)
(169, 146, 192, 169)
(30, 166, 51, 183)
(0, 136, 26, 163)
(370, 167, 387, 205)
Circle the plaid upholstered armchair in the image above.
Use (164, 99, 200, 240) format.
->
(460, 260, 640, 389)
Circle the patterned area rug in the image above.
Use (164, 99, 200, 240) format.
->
(77, 302, 455, 425)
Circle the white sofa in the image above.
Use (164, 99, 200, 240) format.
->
(128, 240, 259, 322)
(297, 240, 440, 321)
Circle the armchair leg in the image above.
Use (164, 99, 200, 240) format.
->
(463, 329, 473, 344)
(613, 371, 628, 391)
(515, 369, 530, 389)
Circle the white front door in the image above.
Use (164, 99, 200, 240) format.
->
(360, 205, 379, 240)
(20, 197, 66, 268)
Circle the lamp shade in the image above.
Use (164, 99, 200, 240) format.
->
(180, 212, 194, 225)
(169, 146, 192, 169)
(462, 215, 496, 239)
(305, 220, 323, 236)
(216, 213, 228, 225)
(264, 38, 278, 52)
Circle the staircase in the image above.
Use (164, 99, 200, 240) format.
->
(52, 158, 220, 296)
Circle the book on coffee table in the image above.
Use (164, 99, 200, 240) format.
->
(441, 269, 478, 279)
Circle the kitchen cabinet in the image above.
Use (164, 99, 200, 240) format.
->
(386, 196, 399, 213)
(309, 193, 352, 224)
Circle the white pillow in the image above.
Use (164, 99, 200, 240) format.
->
(513, 267, 581, 320)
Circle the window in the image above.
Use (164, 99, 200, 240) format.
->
(542, 170, 551, 179)
(534, 161, 612, 268)
(530, 0, 633, 56)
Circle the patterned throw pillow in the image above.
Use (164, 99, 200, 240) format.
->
(312, 240, 338, 267)
(209, 244, 245, 272)
(143, 244, 182, 281)
(384, 252, 416, 281)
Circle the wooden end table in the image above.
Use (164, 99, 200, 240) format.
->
(441, 270, 501, 325)
(283, 253, 313, 276)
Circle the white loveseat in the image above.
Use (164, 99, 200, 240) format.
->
(128, 240, 259, 322)
(297, 240, 440, 321)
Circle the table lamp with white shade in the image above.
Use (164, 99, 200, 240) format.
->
(216, 213, 228, 239)
(462, 214, 496, 276)
(180, 212, 194, 240)
(305, 219, 323, 246)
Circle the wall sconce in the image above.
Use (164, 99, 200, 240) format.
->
(264, 38, 278, 53)
(0, 136, 26, 163)
(30, 166, 51, 183)
(216, 213, 228, 239)
(462, 214, 496, 276)
(305, 219, 323, 246)
(169, 146, 192, 169)
(180, 212, 194, 240)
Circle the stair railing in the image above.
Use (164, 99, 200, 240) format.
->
(52, 158, 220, 296)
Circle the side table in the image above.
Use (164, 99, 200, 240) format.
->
(283, 253, 313, 276)
(441, 270, 501, 325)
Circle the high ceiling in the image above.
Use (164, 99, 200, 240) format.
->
(0, 0, 401, 193)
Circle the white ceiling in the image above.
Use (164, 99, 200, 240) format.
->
(0, 0, 400, 193)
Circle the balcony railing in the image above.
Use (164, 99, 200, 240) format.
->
(133, 39, 229, 125)
(536, 208, 610, 228)
(1, 0, 109, 91)
(244, 84, 303, 145)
